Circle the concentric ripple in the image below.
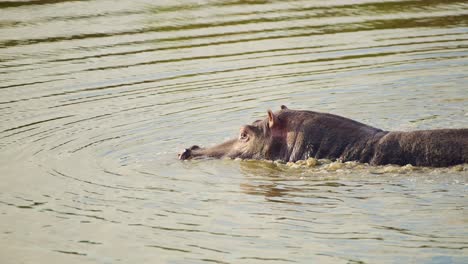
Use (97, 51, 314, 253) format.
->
(1, 0, 467, 263)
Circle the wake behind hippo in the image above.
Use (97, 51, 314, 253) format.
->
(179, 105, 468, 167)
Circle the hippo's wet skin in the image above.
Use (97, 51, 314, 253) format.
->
(178, 106, 468, 167)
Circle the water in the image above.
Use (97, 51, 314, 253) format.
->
(1, 0, 468, 263)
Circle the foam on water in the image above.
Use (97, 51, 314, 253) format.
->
(1, 0, 467, 263)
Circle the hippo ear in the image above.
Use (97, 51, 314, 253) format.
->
(281, 105, 288, 110)
(267, 109, 278, 128)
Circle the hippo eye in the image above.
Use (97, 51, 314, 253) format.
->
(239, 131, 249, 141)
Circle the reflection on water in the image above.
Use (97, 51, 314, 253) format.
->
(0, 0, 467, 263)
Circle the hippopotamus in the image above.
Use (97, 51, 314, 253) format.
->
(178, 105, 468, 167)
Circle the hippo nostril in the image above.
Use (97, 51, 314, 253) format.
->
(178, 148, 192, 160)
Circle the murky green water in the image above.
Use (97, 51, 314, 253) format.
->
(1, 0, 468, 263)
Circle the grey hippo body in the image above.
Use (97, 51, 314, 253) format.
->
(179, 106, 468, 167)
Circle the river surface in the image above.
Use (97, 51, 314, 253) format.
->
(1, 0, 468, 263)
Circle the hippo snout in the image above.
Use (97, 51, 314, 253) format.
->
(178, 145, 200, 160)
(178, 148, 191, 160)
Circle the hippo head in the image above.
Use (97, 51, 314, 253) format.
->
(179, 105, 291, 161)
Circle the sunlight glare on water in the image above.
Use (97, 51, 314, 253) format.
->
(0, 0, 467, 263)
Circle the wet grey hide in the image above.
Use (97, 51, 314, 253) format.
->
(178, 106, 467, 167)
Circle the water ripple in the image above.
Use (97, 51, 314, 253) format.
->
(1, 0, 467, 263)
